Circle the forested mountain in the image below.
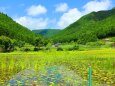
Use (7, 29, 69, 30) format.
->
(53, 8, 115, 44)
(0, 12, 38, 44)
(32, 29, 61, 37)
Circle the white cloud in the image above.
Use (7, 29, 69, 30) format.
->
(14, 16, 48, 30)
(57, 8, 82, 28)
(13, 0, 112, 29)
(57, 0, 111, 28)
(83, 0, 111, 14)
(27, 5, 47, 16)
(55, 3, 69, 12)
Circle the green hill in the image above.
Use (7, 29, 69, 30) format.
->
(32, 29, 61, 37)
(0, 12, 38, 44)
(53, 8, 115, 44)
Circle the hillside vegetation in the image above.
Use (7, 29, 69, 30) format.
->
(53, 8, 115, 44)
(0, 13, 50, 52)
(0, 12, 38, 44)
(33, 29, 61, 37)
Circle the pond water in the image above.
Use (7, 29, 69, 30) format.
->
(3, 66, 88, 86)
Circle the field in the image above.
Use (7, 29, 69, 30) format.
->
(0, 48, 115, 86)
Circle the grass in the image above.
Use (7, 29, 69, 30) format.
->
(0, 48, 115, 85)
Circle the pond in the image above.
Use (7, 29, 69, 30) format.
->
(3, 66, 88, 86)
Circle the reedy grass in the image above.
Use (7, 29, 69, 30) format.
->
(0, 49, 115, 85)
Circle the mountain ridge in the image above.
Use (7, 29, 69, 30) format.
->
(32, 29, 61, 37)
(53, 8, 115, 44)
(0, 12, 39, 43)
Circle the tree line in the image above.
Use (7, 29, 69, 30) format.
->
(52, 8, 115, 44)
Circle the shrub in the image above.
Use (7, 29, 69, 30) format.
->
(73, 45, 79, 50)
(68, 45, 79, 51)
(34, 47, 39, 51)
(86, 41, 105, 46)
(46, 47, 50, 50)
(68, 48, 73, 51)
(111, 42, 115, 48)
(111, 37, 115, 42)
(57, 47, 63, 51)
(97, 41, 105, 46)
(17, 41, 25, 48)
(0, 36, 14, 52)
(34, 37, 44, 48)
(24, 48, 31, 52)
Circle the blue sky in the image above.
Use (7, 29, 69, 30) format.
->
(0, 0, 115, 30)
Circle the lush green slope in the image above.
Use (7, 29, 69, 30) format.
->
(0, 12, 38, 43)
(32, 29, 61, 37)
(53, 8, 115, 44)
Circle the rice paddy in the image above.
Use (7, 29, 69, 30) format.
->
(0, 48, 115, 86)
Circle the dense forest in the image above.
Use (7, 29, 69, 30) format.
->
(32, 29, 61, 37)
(0, 12, 38, 44)
(0, 13, 50, 52)
(0, 8, 115, 52)
(53, 8, 115, 44)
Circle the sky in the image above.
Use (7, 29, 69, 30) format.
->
(0, 0, 115, 30)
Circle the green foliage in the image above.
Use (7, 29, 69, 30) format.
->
(0, 36, 14, 52)
(57, 47, 63, 51)
(0, 49, 115, 85)
(68, 45, 79, 51)
(34, 37, 50, 48)
(33, 29, 61, 37)
(86, 41, 105, 46)
(77, 32, 98, 44)
(0, 12, 39, 44)
(23, 48, 31, 52)
(53, 8, 115, 44)
(43, 38, 50, 46)
(14, 40, 25, 48)
(45, 43, 52, 50)
(34, 37, 44, 48)
(45, 47, 50, 50)
(111, 37, 115, 42)
(111, 42, 115, 48)
(34, 47, 40, 51)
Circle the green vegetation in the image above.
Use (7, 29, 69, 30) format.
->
(33, 29, 61, 37)
(0, 12, 39, 44)
(1, 36, 115, 85)
(0, 49, 115, 85)
(34, 37, 50, 50)
(0, 36, 14, 52)
(53, 8, 115, 44)
(0, 35, 50, 52)
(0, 6, 115, 86)
(0, 13, 50, 52)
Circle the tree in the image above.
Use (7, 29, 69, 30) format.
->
(34, 37, 44, 48)
(0, 36, 14, 52)
(77, 32, 98, 44)
(13, 40, 25, 48)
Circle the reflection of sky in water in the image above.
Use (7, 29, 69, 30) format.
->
(3, 66, 85, 86)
